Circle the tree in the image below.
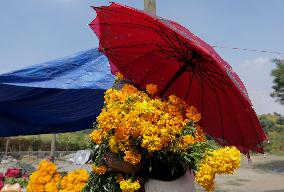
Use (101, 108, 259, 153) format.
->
(259, 115, 276, 133)
(271, 59, 284, 105)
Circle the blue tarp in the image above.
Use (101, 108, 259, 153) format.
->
(0, 49, 115, 137)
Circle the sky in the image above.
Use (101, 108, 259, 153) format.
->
(0, 0, 284, 114)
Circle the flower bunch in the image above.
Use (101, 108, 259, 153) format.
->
(87, 83, 210, 192)
(91, 84, 205, 161)
(195, 147, 241, 191)
(27, 160, 61, 192)
(59, 169, 89, 192)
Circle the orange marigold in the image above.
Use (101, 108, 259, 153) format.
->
(186, 106, 201, 122)
(146, 84, 158, 95)
(92, 165, 107, 175)
(123, 151, 141, 165)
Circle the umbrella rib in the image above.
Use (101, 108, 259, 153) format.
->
(159, 55, 181, 63)
(200, 60, 263, 151)
(154, 25, 186, 60)
(197, 69, 228, 91)
(201, 78, 204, 126)
(194, 67, 227, 141)
(197, 61, 247, 150)
(196, 66, 260, 151)
(94, 4, 201, 59)
(185, 69, 194, 102)
(222, 87, 248, 154)
(231, 87, 264, 153)
(171, 30, 189, 59)
(138, 62, 166, 86)
(197, 65, 233, 88)
(155, 44, 188, 60)
(201, 70, 225, 142)
(117, 49, 161, 70)
(118, 47, 183, 71)
(159, 61, 191, 96)
(94, 6, 187, 59)
(101, 41, 159, 51)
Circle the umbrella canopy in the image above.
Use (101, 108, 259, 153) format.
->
(90, 3, 267, 154)
(0, 49, 115, 137)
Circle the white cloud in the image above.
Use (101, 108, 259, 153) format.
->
(234, 57, 284, 114)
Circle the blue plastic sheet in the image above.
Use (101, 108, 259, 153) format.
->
(0, 49, 115, 137)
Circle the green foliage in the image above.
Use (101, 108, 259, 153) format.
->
(4, 177, 28, 188)
(271, 59, 284, 105)
(259, 113, 284, 153)
(83, 172, 119, 192)
(0, 131, 91, 152)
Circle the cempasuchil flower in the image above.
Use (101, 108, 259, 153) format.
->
(119, 179, 140, 192)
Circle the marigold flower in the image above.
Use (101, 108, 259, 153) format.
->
(109, 136, 119, 153)
(123, 151, 141, 165)
(90, 129, 103, 144)
(92, 165, 107, 175)
(119, 179, 140, 192)
(60, 169, 89, 192)
(186, 106, 201, 122)
(178, 135, 196, 150)
(194, 125, 206, 142)
(146, 84, 158, 95)
(195, 147, 241, 192)
(27, 160, 60, 192)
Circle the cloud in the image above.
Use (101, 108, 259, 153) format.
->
(234, 57, 284, 114)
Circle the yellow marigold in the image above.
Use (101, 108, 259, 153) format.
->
(37, 160, 57, 175)
(123, 151, 141, 165)
(146, 84, 158, 95)
(60, 169, 89, 192)
(92, 165, 107, 175)
(90, 129, 103, 144)
(119, 179, 140, 192)
(45, 182, 59, 192)
(209, 146, 241, 174)
(27, 160, 60, 192)
(178, 135, 195, 150)
(141, 134, 164, 152)
(195, 163, 215, 192)
(195, 147, 241, 192)
(122, 84, 139, 94)
(109, 136, 119, 153)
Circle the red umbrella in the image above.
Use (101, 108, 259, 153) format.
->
(89, 3, 267, 154)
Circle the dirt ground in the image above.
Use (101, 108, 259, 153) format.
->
(55, 154, 284, 192)
(2, 153, 284, 192)
(209, 154, 284, 192)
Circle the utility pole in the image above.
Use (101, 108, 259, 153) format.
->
(50, 134, 56, 162)
(144, 0, 156, 16)
(5, 137, 10, 155)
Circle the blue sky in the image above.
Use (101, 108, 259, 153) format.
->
(0, 0, 283, 114)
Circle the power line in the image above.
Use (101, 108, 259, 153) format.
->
(212, 45, 284, 55)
